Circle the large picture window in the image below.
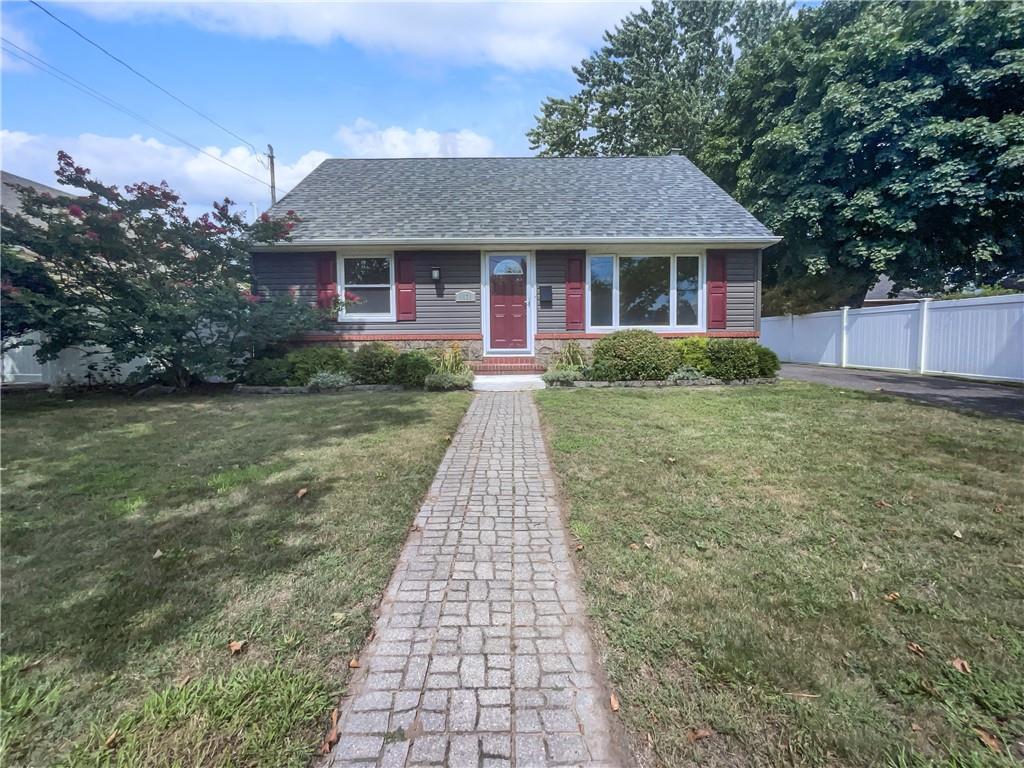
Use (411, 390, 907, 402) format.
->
(587, 254, 704, 330)
(340, 256, 394, 320)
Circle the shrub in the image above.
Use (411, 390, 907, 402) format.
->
(424, 371, 474, 391)
(349, 342, 399, 384)
(754, 344, 781, 377)
(673, 337, 712, 374)
(307, 371, 353, 390)
(552, 340, 587, 370)
(541, 367, 582, 386)
(435, 342, 471, 375)
(285, 347, 349, 386)
(590, 329, 676, 381)
(705, 339, 761, 381)
(240, 357, 293, 386)
(667, 365, 704, 382)
(392, 350, 435, 389)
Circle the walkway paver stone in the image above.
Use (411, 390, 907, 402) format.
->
(323, 392, 626, 767)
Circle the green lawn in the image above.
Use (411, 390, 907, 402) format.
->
(536, 383, 1024, 768)
(0, 390, 471, 767)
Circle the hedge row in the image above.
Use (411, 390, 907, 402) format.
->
(240, 343, 473, 390)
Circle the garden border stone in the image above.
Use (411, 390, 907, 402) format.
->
(547, 376, 778, 389)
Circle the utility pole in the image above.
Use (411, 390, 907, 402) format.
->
(267, 144, 277, 205)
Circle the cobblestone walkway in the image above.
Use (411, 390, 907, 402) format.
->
(324, 392, 625, 768)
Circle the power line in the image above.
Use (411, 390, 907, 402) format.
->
(29, 0, 264, 163)
(1, 39, 271, 189)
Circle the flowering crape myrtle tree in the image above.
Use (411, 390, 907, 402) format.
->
(1, 152, 324, 387)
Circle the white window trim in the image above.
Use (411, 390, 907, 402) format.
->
(585, 252, 706, 333)
(337, 253, 396, 322)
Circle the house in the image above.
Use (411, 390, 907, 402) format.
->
(862, 274, 924, 307)
(251, 156, 780, 371)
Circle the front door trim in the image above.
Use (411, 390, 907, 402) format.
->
(481, 250, 535, 356)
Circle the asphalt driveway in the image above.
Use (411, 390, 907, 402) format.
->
(779, 364, 1024, 421)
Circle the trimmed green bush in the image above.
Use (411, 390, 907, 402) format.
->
(590, 329, 676, 381)
(541, 367, 582, 386)
(673, 337, 712, 374)
(307, 371, 353, 390)
(667, 365, 704, 382)
(349, 342, 399, 384)
(754, 345, 781, 377)
(240, 357, 293, 386)
(424, 371, 474, 391)
(392, 350, 435, 389)
(705, 339, 761, 381)
(284, 346, 350, 386)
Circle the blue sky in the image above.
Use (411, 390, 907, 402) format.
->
(1, 1, 642, 214)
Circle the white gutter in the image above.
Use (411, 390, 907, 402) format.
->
(251, 235, 782, 250)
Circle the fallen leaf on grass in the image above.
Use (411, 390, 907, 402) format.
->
(228, 640, 247, 655)
(666, 457, 676, 464)
(629, 543, 640, 551)
(296, 487, 308, 499)
(784, 692, 820, 699)
(884, 591, 901, 602)
(19, 659, 43, 672)
(644, 537, 656, 550)
(952, 529, 963, 539)
(911, 723, 921, 732)
(575, 543, 584, 552)
(907, 642, 926, 657)
(687, 728, 714, 743)
(348, 657, 360, 669)
(973, 726, 1001, 754)
(951, 658, 972, 675)
(849, 588, 858, 602)
(609, 693, 620, 712)
(444, 434, 452, 442)
(874, 499, 893, 509)
(319, 709, 340, 755)
(152, 549, 163, 560)
(104, 730, 120, 749)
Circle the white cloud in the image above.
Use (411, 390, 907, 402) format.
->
(0, 18, 41, 73)
(336, 118, 494, 158)
(70, 1, 645, 71)
(0, 129, 328, 216)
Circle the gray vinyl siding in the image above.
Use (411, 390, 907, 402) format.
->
(726, 250, 759, 331)
(536, 250, 570, 333)
(251, 251, 321, 305)
(251, 250, 482, 334)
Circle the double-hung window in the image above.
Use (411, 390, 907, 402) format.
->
(339, 255, 395, 321)
(587, 254, 704, 331)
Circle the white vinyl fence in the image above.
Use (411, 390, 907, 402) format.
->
(1, 332, 148, 386)
(761, 293, 1024, 383)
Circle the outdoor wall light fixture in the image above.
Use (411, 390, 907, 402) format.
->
(431, 267, 442, 281)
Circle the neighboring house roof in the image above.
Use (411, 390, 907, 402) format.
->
(265, 156, 779, 245)
(1, 171, 77, 216)
(864, 274, 923, 303)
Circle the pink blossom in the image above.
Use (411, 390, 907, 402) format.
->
(285, 222, 294, 230)
(344, 290, 362, 303)
(85, 230, 100, 241)
(260, 212, 271, 222)
(68, 204, 84, 218)
(244, 291, 262, 304)
(109, 212, 124, 223)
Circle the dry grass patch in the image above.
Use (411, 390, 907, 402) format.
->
(536, 382, 1024, 768)
(1, 390, 470, 767)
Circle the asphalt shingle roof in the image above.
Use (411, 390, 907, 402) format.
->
(267, 156, 776, 243)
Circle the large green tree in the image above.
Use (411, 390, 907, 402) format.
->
(1, 153, 322, 386)
(706, 0, 1024, 311)
(527, 0, 791, 158)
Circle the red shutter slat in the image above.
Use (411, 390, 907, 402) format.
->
(565, 251, 585, 331)
(395, 252, 416, 321)
(315, 253, 337, 310)
(707, 250, 727, 329)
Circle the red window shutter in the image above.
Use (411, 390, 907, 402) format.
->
(395, 252, 417, 321)
(315, 253, 337, 309)
(707, 251, 728, 329)
(565, 251, 585, 331)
